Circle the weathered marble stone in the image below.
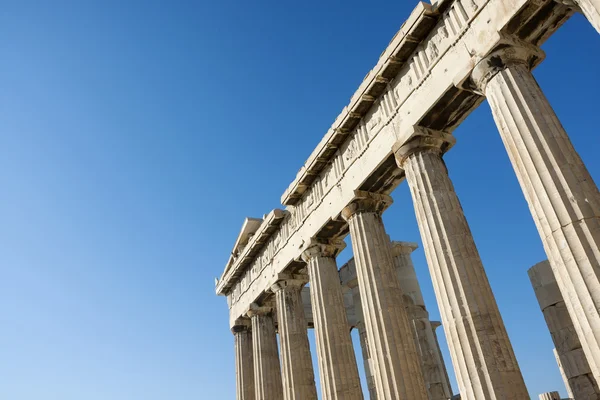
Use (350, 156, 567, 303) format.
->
(349, 280, 378, 400)
(538, 391, 560, 400)
(232, 321, 255, 400)
(216, 2, 590, 398)
(529, 260, 600, 399)
(392, 241, 453, 400)
(272, 278, 318, 400)
(302, 241, 363, 400)
(247, 305, 283, 400)
(473, 39, 600, 387)
(342, 191, 429, 400)
(394, 127, 529, 400)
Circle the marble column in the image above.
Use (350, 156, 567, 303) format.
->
(431, 321, 453, 397)
(529, 260, 600, 398)
(558, 0, 600, 34)
(342, 192, 429, 400)
(554, 348, 575, 399)
(271, 278, 318, 400)
(538, 392, 560, 400)
(393, 127, 529, 399)
(302, 240, 363, 400)
(233, 320, 255, 400)
(350, 282, 378, 399)
(247, 305, 283, 400)
(391, 241, 453, 400)
(472, 39, 600, 386)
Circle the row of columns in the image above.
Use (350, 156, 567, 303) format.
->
(232, 27, 600, 399)
(233, 238, 452, 400)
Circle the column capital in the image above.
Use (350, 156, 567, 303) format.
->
(301, 239, 346, 262)
(231, 317, 252, 333)
(270, 275, 309, 293)
(390, 241, 419, 257)
(471, 35, 545, 94)
(341, 190, 393, 221)
(393, 126, 455, 168)
(246, 303, 274, 318)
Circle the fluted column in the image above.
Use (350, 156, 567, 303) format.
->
(342, 192, 428, 400)
(391, 241, 453, 400)
(472, 38, 600, 386)
(394, 127, 529, 399)
(247, 305, 283, 400)
(350, 282, 378, 399)
(529, 260, 600, 399)
(233, 320, 255, 400)
(271, 278, 318, 400)
(431, 321, 453, 398)
(302, 240, 363, 400)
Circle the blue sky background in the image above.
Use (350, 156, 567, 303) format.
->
(1, 1, 599, 399)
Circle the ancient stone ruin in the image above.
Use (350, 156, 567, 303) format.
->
(216, 0, 600, 398)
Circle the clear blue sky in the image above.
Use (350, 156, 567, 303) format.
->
(1, 1, 599, 399)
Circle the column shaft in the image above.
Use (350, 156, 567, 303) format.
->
(392, 242, 453, 400)
(342, 193, 429, 400)
(480, 55, 600, 385)
(233, 325, 255, 400)
(395, 130, 529, 399)
(529, 260, 600, 399)
(272, 280, 318, 400)
(249, 309, 283, 400)
(303, 242, 363, 400)
(352, 285, 378, 399)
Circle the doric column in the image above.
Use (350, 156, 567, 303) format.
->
(301, 240, 363, 400)
(232, 319, 255, 400)
(391, 241, 453, 400)
(247, 305, 283, 400)
(472, 37, 600, 386)
(430, 321, 453, 398)
(342, 192, 429, 400)
(528, 260, 600, 398)
(393, 127, 529, 399)
(557, 0, 600, 33)
(271, 278, 318, 400)
(350, 281, 378, 399)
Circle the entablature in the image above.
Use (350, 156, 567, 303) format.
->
(216, 209, 287, 295)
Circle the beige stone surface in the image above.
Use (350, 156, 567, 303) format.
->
(394, 127, 529, 399)
(472, 41, 600, 387)
(247, 306, 283, 400)
(302, 241, 363, 400)
(554, 348, 575, 399)
(272, 279, 318, 400)
(538, 391, 561, 400)
(391, 241, 453, 400)
(350, 283, 378, 400)
(233, 322, 255, 400)
(529, 260, 600, 399)
(342, 192, 428, 400)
